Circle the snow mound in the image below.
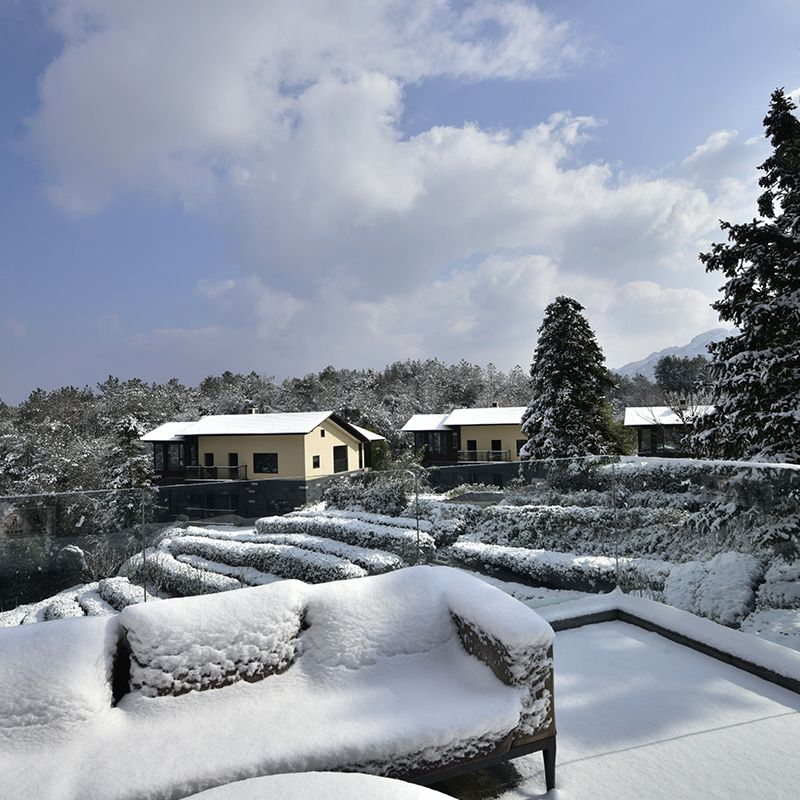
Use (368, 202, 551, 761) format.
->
(0, 615, 119, 728)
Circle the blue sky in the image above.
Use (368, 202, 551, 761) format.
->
(1, 0, 799, 405)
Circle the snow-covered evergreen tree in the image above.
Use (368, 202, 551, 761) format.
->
(520, 296, 614, 460)
(695, 89, 800, 463)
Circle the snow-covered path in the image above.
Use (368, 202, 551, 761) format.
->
(485, 621, 800, 799)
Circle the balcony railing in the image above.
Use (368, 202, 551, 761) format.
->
(457, 450, 512, 463)
(185, 465, 249, 481)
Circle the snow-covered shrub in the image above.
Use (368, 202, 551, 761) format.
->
(234, 532, 402, 575)
(445, 540, 670, 594)
(695, 552, 764, 627)
(664, 562, 707, 612)
(609, 458, 704, 497)
(740, 608, 800, 649)
(291, 507, 434, 532)
(362, 481, 408, 517)
(167, 534, 368, 584)
(323, 479, 364, 511)
(665, 552, 764, 627)
(542, 457, 614, 494)
(465, 504, 688, 557)
(99, 576, 160, 610)
(43, 597, 84, 621)
(123, 550, 240, 597)
(256, 515, 435, 563)
(755, 559, 800, 611)
(405, 497, 480, 547)
(76, 589, 117, 618)
(323, 474, 410, 517)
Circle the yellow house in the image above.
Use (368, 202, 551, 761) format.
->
(402, 406, 527, 465)
(142, 412, 380, 482)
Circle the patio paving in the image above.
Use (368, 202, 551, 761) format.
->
(438, 619, 800, 799)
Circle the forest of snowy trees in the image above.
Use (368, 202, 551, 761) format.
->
(0, 359, 667, 499)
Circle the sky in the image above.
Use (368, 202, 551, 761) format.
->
(1, 0, 799, 405)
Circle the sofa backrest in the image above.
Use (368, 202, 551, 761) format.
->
(119, 580, 307, 697)
(300, 567, 459, 670)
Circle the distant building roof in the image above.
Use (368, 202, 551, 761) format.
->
(444, 407, 526, 427)
(350, 424, 386, 442)
(140, 421, 196, 442)
(401, 414, 452, 433)
(623, 406, 714, 427)
(401, 407, 526, 432)
(142, 412, 377, 441)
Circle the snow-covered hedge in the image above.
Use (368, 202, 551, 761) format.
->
(174, 523, 402, 576)
(464, 504, 688, 558)
(166, 534, 368, 584)
(99, 576, 159, 610)
(446, 540, 671, 594)
(755, 559, 800, 611)
(122, 549, 241, 597)
(323, 476, 409, 517)
(664, 552, 764, 627)
(42, 597, 85, 621)
(255, 515, 435, 563)
(290, 507, 433, 532)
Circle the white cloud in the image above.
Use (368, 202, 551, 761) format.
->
(26, 0, 763, 381)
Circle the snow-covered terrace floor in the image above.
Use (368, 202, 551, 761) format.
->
(440, 593, 800, 800)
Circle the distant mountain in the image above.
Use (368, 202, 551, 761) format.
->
(612, 328, 736, 379)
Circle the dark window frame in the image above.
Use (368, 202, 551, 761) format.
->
(253, 452, 279, 474)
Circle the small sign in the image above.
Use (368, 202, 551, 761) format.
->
(1, 507, 54, 539)
(702, 476, 772, 507)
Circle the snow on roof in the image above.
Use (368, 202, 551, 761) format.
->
(401, 414, 452, 432)
(350, 424, 386, 442)
(444, 406, 526, 427)
(140, 421, 196, 442)
(141, 412, 377, 441)
(402, 407, 526, 432)
(623, 406, 714, 427)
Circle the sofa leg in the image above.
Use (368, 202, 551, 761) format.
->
(542, 739, 556, 791)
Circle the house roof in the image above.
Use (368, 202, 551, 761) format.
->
(142, 412, 375, 442)
(401, 407, 526, 433)
(401, 414, 452, 433)
(350, 424, 386, 442)
(623, 405, 714, 427)
(444, 406, 526, 427)
(140, 421, 196, 442)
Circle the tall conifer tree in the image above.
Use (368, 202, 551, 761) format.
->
(520, 296, 613, 460)
(695, 89, 800, 462)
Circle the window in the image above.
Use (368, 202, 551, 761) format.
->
(167, 443, 184, 470)
(154, 446, 164, 471)
(491, 439, 502, 461)
(253, 453, 278, 474)
(333, 445, 348, 473)
(312, 455, 320, 469)
(320, 429, 326, 437)
(414, 431, 449, 454)
(204, 453, 214, 467)
(517, 440, 526, 456)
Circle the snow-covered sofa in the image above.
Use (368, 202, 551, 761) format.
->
(0, 566, 556, 800)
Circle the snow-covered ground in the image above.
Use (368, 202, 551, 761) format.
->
(482, 618, 800, 799)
